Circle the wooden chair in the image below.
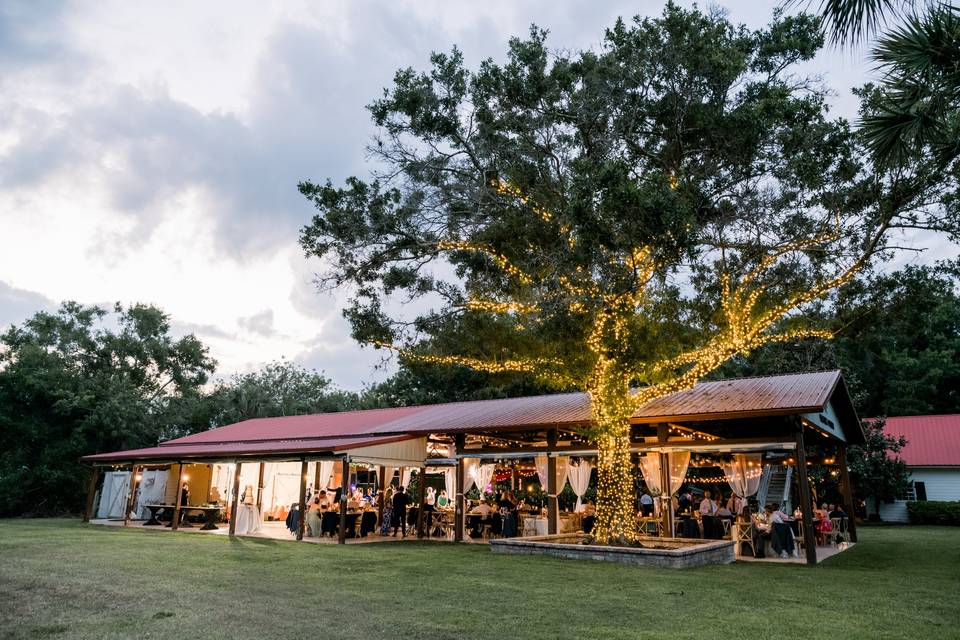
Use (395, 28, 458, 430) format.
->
(721, 519, 732, 539)
(733, 522, 755, 558)
(832, 517, 850, 544)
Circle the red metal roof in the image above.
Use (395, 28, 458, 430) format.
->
(632, 370, 842, 422)
(882, 414, 960, 467)
(83, 371, 855, 463)
(82, 434, 412, 463)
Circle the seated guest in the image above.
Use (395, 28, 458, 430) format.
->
(437, 489, 450, 508)
(830, 504, 848, 519)
(581, 499, 597, 535)
(472, 501, 492, 516)
(639, 491, 654, 517)
(815, 503, 833, 544)
(727, 493, 743, 515)
(767, 502, 795, 558)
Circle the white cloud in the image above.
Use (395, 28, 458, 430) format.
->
(0, 0, 954, 391)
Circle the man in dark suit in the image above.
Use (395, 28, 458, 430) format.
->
(391, 486, 409, 537)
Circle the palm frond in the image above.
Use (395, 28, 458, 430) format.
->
(806, 0, 910, 44)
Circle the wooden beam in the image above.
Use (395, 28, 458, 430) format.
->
(547, 428, 558, 535)
(83, 467, 101, 523)
(171, 463, 186, 531)
(837, 445, 858, 543)
(794, 425, 818, 565)
(296, 460, 307, 541)
(229, 462, 243, 536)
(460, 435, 796, 457)
(377, 466, 386, 536)
(416, 467, 427, 538)
(338, 458, 349, 544)
(454, 434, 466, 542)
(122, 465, 141, 527)
(255, 462, 265, 513)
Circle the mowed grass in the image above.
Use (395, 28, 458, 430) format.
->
(1, 520, 958, 640)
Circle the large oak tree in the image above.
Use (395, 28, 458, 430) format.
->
(299, 5, 952, 542)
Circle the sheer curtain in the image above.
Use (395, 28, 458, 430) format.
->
(566, 460, 592, 511)
(317, 461, 335, 491)
(668, 452, 691, 495)
(400, 467, 413, 489)
(441, 467, 456, 499)
(465, 458, 494, 495)
(535, 455, 549, 489)
(381, 466, 396, 490)
(638, 454, 662, 494)
(723, 454, 762, 498)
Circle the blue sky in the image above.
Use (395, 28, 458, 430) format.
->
(0, 1, 950, 389)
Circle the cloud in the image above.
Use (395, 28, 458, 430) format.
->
(237, 308, 275, 336)
(0, 280, 57, 328)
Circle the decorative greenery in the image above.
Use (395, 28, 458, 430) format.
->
(907, 501, 960, 526)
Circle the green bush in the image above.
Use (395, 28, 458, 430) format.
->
(907, 501, 960, 525)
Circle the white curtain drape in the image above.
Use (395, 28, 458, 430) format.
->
(381, 466, 396, 489)
(535, 455, 571, 497)
(638, 453, 689, 496)
(668, 452, 690, 496)
(400, 467, 413, 489)
(316, 461, 335, 491)
(441, 467, 457, 498)
(465, 458, 494, 495)
(535, 455, 549, 489)
(567, 460, 592, 511)
(723, 454, 763, 498)
(638, 454, 662, 494)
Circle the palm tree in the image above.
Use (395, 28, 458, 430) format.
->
(810, 1, 960, 167)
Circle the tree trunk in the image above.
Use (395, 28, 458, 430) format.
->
(592, 424, 636, 544)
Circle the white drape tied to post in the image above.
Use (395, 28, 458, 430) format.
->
(316, 461, 335, 491)
(442, 468, 456, 499)
(567, 460, 592, 511)
(638, 452, 691, 496)
(400, 467, 412, 489)
(535, 455, 571, 497)
(465, 458, 494, 495)
(722, 454, 763, 498)
(381, 466, 396, 489)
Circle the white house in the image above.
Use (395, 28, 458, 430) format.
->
(873, 414, 960, 522)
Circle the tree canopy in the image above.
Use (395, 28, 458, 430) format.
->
(299, 4, 953, 541)
(0, 303, 216, 516)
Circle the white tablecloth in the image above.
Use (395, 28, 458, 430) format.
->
(526, 515, 581, 536)
(234, 504, 262, 535)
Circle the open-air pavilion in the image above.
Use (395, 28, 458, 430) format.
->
(81, 370, 862, 565)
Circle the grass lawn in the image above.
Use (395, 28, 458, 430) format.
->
(1, 520, 958, 639)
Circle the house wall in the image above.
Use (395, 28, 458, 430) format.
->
(870, 466, 960, 523)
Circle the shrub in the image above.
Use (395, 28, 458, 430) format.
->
(907, 501, 960, 526)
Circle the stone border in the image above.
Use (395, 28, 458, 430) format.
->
(489, 533, 735, 568)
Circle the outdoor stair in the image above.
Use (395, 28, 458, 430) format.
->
(757, 464, 792, 512)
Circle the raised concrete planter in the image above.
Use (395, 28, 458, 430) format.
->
(489, 533, 735, 568)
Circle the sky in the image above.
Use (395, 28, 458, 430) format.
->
(0, 0, 952, 390)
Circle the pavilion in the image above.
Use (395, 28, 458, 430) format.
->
(81, 369, 862, 564)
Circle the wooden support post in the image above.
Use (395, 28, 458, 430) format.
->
(657, 424, 673, 538)
(171, 463, 186, 531)
(416, 467, 428, 537)
(229, 462, 243, 536)
(83, 467, 101, 523)
(837, 445, 858, 543)
(377, 466, 387, 535)
(794, 425, 818, 565)
(255, 462, 265, 513)
(338, 458, 349, 544)
(547, 428, 558, 535)
(454, 434, 466, 542)
(122, 465, 141, 527)
(295, 460, 307, 540)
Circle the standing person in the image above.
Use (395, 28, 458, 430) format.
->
(380, 488, 394, 535)
(640, 490, 654, 517)
(699, 489, 719, 538)
(423, 487, 437, 536)
(391, 486, 409, 537)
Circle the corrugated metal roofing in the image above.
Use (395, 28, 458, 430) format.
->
(82, 435, 412, 463)
(83, 370, 853, 463)
(882, 414, 960, 467)
(632, 370, 842, 422)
